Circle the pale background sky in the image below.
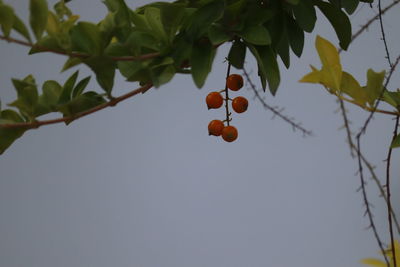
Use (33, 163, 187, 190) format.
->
(0, 1, 399, 267)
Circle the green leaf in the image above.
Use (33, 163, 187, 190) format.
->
(315, 0, 352, 50)
(12, 14, 31, 42)
(191, 40, 215, 88)
(292, 0, 316, 32)
(248, 44, 280, 95)
(185, 1, 225, 40)
(159, 3, 185, 41)
(38, 80, 62, 112)
(145, 7, 168, 43)
(240, 25, 271, 46)
(118, 60, 145, 79)
(342, 0, 359, 14)
(151, 65, 176, 87)
(54, 1, 72, 18)
(29, 0, 48, 40)
(9, 75, 39, 117)
(243, 7, 273, 26)
(390, 134, 400, 149)
(104, 0, 131, 28)
(228, 40, 246, 69)
(286, 15, 304, 57)
(125, 30, 160, 52)
(364, 69, 385, 106)
(29, 35, 63, 54)
(276, 27, 290, 68)
(57, 91, 105, 118)
(84, 56, 116, 95)
(208, 24, 231, 45)
(130, 11, 149, 29)
(70, 22, 103, 55)
(0, 110, 26, 155)
(61, 57, 82, 72)
(383, 91, 400, 109)
(46, 11, 60, 36)
(0, 4, 15, 37)
(72, 76, 91, 98)
(58, 70, 79, 104)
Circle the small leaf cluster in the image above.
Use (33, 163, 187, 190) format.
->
(300, 36, 400, 148)
(0, 72, 104, 154)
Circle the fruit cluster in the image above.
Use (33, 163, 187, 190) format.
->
(206, 74, 248, 142)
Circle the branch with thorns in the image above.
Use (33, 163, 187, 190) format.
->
(242, 67, 313, 137)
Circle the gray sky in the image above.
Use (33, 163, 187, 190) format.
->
(0, 1, 399, 267)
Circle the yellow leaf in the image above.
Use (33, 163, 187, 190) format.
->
(360, 258, 386, 267)
(299, 65, 321, 83)
(315, 35, 342, 92)
(340, 71, 368, 106)
(46, 11, 59, 36)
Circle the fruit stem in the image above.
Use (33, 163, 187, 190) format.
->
(224, 62, 232, 126)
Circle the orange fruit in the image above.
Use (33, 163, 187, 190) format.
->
(208, 120, 224, 136)
(232, 96, 248, 113)
(221, 125, 238, 142)
(206, 92, 224, 109)
(226, 74, 243, 91)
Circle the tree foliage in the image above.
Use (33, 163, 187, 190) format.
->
(0, 0, 374, 154)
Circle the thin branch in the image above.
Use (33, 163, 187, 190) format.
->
(386, 115, 399, 267)
(351, 142, 400, 234)
(338, 98, 355, 157)
(0, 35, 160, 61)
(242, 67, 313, 137)
(339, 0, 400, 53)
(224, 62, 232, 126)
(0, 83, 153, 129)
(378, 0, 393, 68)
(355, 137, 390, 266)
(335, 94, 399, 116)
(338, 98, 400, 235)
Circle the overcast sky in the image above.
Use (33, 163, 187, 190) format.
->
(0, 1, 399, 267)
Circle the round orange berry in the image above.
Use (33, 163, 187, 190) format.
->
(208, 120, 224, 136)
(221, 125, 238, 142)
(206, 92, 224, 109)
(232, 96, 248, 113)
(226, 74, 244, 91)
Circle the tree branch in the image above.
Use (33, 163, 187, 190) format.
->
(386, 115, 399, 267)
(339, 0, 400, 53)
(334, 93, 399, 116)
(0, 34, 160, 61)
(0, 83, 153, 129)
(355, 137, 390, 266)
(243, 67, 313, 137)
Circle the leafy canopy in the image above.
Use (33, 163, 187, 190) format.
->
(0, 0, 372, 154)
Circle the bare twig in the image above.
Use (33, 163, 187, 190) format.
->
(0, 83, 153, 129)
(386, 116, 399, 267)
(338, 99, 355, 157)
(0, 35, 160, 61)
(224, 62, 232, 126)
(378, 0, 393, 68)
(242, 67, 313, 137)
(339, 0, 400, 53)
(335, 94, 399, 116)
(355, 137, 390, 266)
